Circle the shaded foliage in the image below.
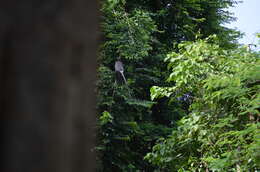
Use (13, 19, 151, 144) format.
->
(97, 0, 241, 171)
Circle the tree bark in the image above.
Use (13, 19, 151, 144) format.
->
(0, 1, 99, 172)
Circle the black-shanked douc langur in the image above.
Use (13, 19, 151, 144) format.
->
(115, 57, 127, 84)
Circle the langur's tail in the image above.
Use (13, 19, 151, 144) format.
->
(120, 71, 127, 84)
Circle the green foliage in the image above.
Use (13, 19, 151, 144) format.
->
(145, 37, 260, 171)
(102, 1, 158, 61)
(98, 0, 242, 171)
(100, 111, 114, 126)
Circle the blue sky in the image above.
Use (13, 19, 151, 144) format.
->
(225, 0, 260, 49)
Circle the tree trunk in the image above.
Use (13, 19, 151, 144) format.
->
(0, 1, 99, 172)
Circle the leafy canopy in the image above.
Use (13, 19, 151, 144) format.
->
(146, 36, 260, 171)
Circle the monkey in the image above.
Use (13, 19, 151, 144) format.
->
(115, 58, 127, 84)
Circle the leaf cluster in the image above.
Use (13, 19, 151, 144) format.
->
(146, 37, 260, 171)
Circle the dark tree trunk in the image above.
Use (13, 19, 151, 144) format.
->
(0, 1, 99, 172)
